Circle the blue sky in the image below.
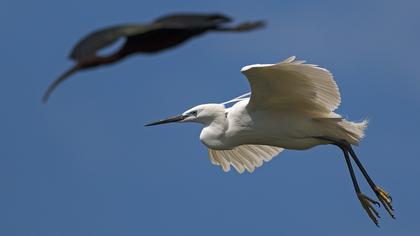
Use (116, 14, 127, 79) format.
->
(1, 0, 420, 235)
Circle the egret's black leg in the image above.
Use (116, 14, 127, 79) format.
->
(346, 145, 395, 219)
(337, 144, 381, 226)
(214, 21, 265, 32)
(315, 136, 385, 226)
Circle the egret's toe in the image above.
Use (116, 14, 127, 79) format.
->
(357, 193, 381, 227)
(374, 186, 395, 219)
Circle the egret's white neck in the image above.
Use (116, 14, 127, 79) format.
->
(199, 111, 229, 150)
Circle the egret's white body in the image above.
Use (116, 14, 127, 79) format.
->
(199, 100, 361, 150)
(146, 56, 393, 225)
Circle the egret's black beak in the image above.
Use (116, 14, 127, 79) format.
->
(145, 114, 188, 127)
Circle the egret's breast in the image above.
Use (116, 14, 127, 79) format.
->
(200, 131, 233, 150)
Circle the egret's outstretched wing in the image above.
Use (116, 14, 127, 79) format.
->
(69, 24, 158, 61)
(208, 145, 283, 173)
(241, 56, 341, 113)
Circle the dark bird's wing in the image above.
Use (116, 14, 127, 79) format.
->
(68, 14, 264, 62)
(69, 24, 159, 61)
(154, 13, 265, 32)
(214, 20, 265, 32)
(153, 13, 232, 28)
(67, 14, 228, 61)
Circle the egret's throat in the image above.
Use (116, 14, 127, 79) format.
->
(199, 113, 229, 149)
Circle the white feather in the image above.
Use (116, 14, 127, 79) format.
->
(241, 56, 341, 114)
(208, 145, 284, 173)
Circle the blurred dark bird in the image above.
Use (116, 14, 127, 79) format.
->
(43, 13, 265, 102)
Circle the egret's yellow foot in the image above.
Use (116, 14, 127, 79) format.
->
(375, 186, 395, 219)
(358, 193, 380, 226)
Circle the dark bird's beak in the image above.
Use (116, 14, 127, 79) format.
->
(145, 114, 188, 127)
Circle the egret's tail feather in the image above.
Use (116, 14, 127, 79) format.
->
(314, 117, 368, 145)
(339, 119, 368, 144)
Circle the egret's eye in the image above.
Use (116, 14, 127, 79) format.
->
(189, 111, 198, 116)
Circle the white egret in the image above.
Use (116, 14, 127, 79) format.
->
(146, 56, 394, 226)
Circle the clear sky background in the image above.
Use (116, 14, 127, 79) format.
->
(1, 0, 420, 235)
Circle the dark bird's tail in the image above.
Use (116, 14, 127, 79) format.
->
(42, 64, 80, 103)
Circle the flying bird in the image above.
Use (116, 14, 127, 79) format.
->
(43, 13, 265, 102)
(145, 56, 395, 226)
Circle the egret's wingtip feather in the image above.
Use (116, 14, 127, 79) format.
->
(240, 64, 254, 73)
(208, 145, 283, 174)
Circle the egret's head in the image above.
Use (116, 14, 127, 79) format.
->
(145, 104, 225, 127)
